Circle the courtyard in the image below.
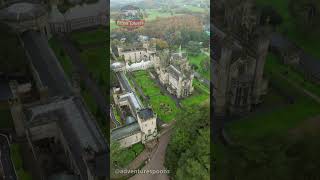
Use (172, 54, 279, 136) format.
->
(128, 70, 209, 122)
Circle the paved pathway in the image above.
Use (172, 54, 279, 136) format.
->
(129, 130, 172, 180)
(270, 32, 320, 81)
(278, 73, 320, 104)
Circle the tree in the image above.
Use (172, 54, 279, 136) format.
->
(110, 141, 122, 176)
(165, 103, 210, 178)
(175, 128, 210, 180)
(186, 41, 201, 55)
(289, 0, 320, 32)
(260, 5, 283, 27)
(150, 39, 169, 50)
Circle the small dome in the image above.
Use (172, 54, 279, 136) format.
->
(125, 116, 136, 124)
(111, 62, 125, 70)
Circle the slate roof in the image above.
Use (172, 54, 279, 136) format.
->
(28, 97, 108, 179)
(64, 0, 107, 20)
(21, 31, 73, 97)
(137, 108, 154, 122)
(111, 121, 141, 141)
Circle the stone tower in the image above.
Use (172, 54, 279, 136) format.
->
(213, 36, 233, 117)
(252, 27, 271, 104)
(213, 0, 271, 117)
(9, 81, 26, 137)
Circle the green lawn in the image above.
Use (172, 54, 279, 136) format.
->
(0, 107, 13, 128)
(183, 5, 207, 13)
(188, 53, 210, 79)
(80, 47, 108, 94)
(145, 9, 178, 21)
(112, 104, 122, 125)
(11, 144, 33, 180)
(131, 70, 209, 122)
(49, 38, 73, 78)
(110, 19, 118, 31)
(265, 53, 320, 97)
(225, 53, 320, 143)
(71, 28, 107, 45)
(255, 0, 320, 60)
(132, 71, 180, 122)
(181, 79, 209, 108)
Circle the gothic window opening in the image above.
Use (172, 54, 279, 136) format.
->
(242, 87, 249, 105)
(235, 86, 242, 106)
(238, 63, 245, 75)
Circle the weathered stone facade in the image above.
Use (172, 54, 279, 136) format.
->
(213, 0, 271, 117)
(48, 0, 108, 33)
(111, 73, 158, 149)
(116, 41, 194, 99)
(155, 52, 194, 98)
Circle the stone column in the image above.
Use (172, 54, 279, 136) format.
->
(8, 81, 26, 137)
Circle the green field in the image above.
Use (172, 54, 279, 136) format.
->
(132, 71, 180, 122)
(256, 0, 320, 60)
(183, 5, 207, 13)
(188, 53, 210, 79)
(225, 53, 320, 143)
(11, 144, 33, 180)
(215, 52, 320, 179)
(49, 38, 73, 78)
(181, 79, 209, 108)
(80, 47, 108, 91)
(131, 70, 209, 122)
(71, 28, 107, 45)
(110, 19, 117, 30)
(145, 9, 179, 21)
(265, 53, 320, 97)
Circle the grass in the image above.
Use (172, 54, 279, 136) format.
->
(181, 79, 209, 108)
(265, 53, 320, 97)
(112, 104, 122, 125)
(145, 9, 178, 21)
(80, 47, 108, 91)
(11, 144, 33, 180)
(132, 71, 180, 122)
(110, 19, 118, 30)
(49, 38, 73, 78)
(131, 70, 209, 122)
(49, 34, 108, 138)
(188, 53, 210, 79)
(117, 143, 145, 167)
(0, 107, 13, 128)
(183, 5, 207, 13)
(225, 53, 320, 143)
(71, 27, 107, 45)
(255, 0, 320, 60)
